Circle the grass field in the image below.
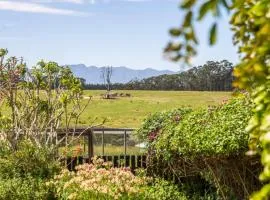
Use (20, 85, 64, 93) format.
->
(59, 145, 145, 157)
(79, 90, 232, 128)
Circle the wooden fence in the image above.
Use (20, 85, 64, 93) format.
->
(57, 128, 147, 171)
(65, 155, 147, 172)
(57, 127, 136, 158)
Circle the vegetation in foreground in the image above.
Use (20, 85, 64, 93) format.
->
(50, 158, 190, 200)
(0, 95, 253, 200)
(137, 95, 260, 199)
(0, 0, 270, 197)
(0, 49, 221, 199)
(166, 0, 270, 198)
(0, 48, 253, 200)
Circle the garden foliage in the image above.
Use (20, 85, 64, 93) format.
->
(0, 49, 89, 199)
(137, 96, 260, 199)
(0, 49, 90, 150)
(137, 96, 252, 157)
(165, 0, 270, 198)
(50, 157, 187, 200)
(0, 140, 60, 199)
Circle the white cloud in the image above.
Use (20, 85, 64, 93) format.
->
(0, 1, 89, 16)
(31, 0, 99, 4)
(87, 0, 108, 4)
(29, 0, 172, 5)
(85, 0, 153, 4)
(124, 0, 151, 2)
(31, 0, 84, 4)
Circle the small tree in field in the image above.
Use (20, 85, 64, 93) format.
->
(101, 66, 113, 98)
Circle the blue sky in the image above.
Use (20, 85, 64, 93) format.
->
(0, 0, 238, 71)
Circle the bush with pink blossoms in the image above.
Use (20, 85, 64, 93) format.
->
(49, 158, 149, 199)
(49, 157, 187, 200)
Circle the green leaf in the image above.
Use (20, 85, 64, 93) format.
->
(0, 48, 8, 57)
(183, 11, 193, 27)
(209, 23, 217, 45)
(169, 28, 182, 37)
(198, 1, 213, 20)
(170, 43, 183, 51)
(190, 26, 199, 44)
(180, 0, 196, 9)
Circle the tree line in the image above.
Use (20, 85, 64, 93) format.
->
(81, 60, 234, 91)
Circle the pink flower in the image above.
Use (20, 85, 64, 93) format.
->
(148, 131, 157, 141)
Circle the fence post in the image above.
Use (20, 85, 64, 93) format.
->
(88, 129, 93, 162)
(131, 155, 136, 173)
(102, 130, 105, 156)
(124, 130, 127, 156)
(84, 136, 86, 154)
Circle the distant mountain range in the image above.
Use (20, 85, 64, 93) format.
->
(68, 64, 176, 84)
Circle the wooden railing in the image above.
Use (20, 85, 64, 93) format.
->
(65, 155, 147, 172)
(57, 127, 136, 159)
(57, 128, 146, 171)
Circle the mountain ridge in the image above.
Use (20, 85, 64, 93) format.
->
(68, 64, 176, 84)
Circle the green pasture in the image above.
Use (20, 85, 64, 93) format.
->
(79, 90, 231, 128)
(59, 145, 145, 157)
(1, 90, 232, 128)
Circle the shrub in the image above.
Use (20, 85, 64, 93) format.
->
(0, 176, 55, 200)
(50, 157, 147, 199)
(137, 96, 252, 158)
(170, 96, 252, 157)
(136, 107, 192, 145)
(136, 96, 259, 199)
(50, 158, 189, 200)
(0, 140, 60, 179)
(0, 140, 60, 200)
(143, 178, 187, 200)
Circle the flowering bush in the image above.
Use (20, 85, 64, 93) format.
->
(61, 145, 84, 158)
(50, 157, 149, 199)
(136, 107, 192, 145)
(137, 96, 252, 158)
(50, 157, 188, 200)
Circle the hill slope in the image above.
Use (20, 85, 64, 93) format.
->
(83, 60, 234, 91)
(69, 64, 175, 84)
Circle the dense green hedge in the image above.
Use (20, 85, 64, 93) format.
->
(136, 95, 258, 199)
(137, 95, 252, 158)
